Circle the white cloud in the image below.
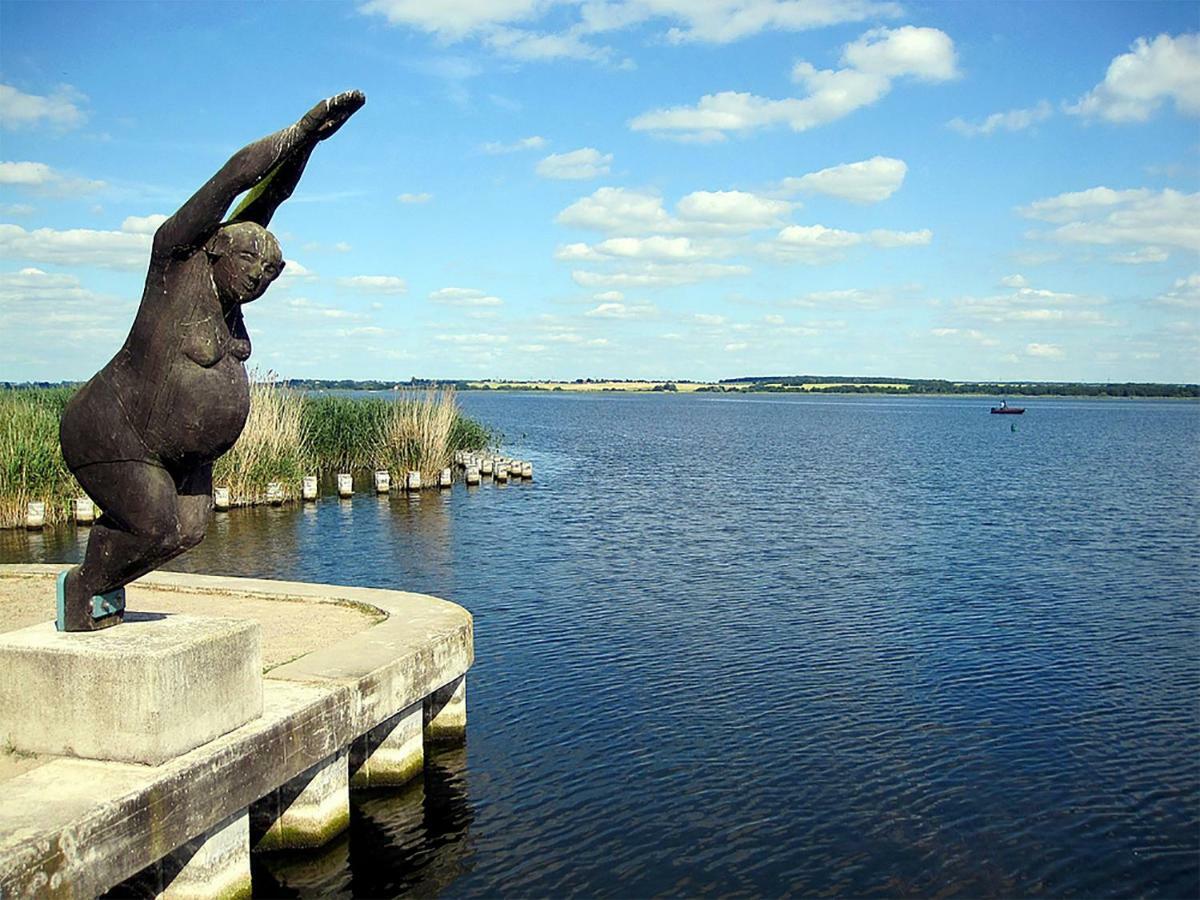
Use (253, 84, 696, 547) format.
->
(630, 26, 957, 140)
(485, 26, 611, 62)
(1152, 273, 1200, 309)
(695, 313, 728, 325)
(784, 287, 893, 308)
(358, 0, 546, 38)
(338, 275, 409, 293)
(120, 214, 168, 235)
(0, 268, 131, 360)
(1000, 274, 1028, 288)
(725, 341, 749, 351)
(558, 235, 721, 261)
(397, 192, 433, 203)
(947, 100, 1052, 136)
(781, 156, 906, 203)
(1111, 246, 1169, 264)
(557, 185, 789, 234)
(676, 190, 792, 231)
(572, 261, 749, 287)
(536, 147, 613, 180)
(1067, 33, 1200, 123)
(0, 223, 151, 270)
(481, 135, 547, 154)
(585, 301, 657, 319)
(765, 223, 931, 262)
(0, 83, 86, 130)
(557, 187, 675, 232)
(0, 160, 105, 194)
(436, 332, 510, 344)
(952, 282, 1114, 327)
(277, 298, 366, 320)
(279, 259, 317, 281)
(1020, 187, 1199, 253)
(1026, 342, 1064, 358)
(430, 286, 504, 306)
(593, 290, 624, 301)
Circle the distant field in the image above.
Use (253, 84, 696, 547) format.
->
(468, 381, 913, 392)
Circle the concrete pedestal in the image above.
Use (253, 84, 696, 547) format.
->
(0, 613, 262, 765)
(350, 702, 424, 789)
(424, 676, 467, 745)
(251, 750, 350, 851)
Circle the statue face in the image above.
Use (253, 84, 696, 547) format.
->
(209, 223, 284, 305)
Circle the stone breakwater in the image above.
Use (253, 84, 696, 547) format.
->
(0, 566, 473, 899)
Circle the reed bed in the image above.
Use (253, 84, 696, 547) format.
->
(0, 383, 495, 527)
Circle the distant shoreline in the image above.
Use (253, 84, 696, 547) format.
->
(5, 378, 1198, 399)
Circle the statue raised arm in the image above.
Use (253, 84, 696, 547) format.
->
(56, 91, 365, 632)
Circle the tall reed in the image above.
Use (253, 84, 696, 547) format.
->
(0, 388, 76, 528)
(212, 374, 308, 505)
(0, 383, 496, 527)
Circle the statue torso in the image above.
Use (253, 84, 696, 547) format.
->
(105, 252, 252, 468)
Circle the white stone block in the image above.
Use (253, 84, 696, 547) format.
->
(0, 614, 262, 765)
(350, 702, 424, 789)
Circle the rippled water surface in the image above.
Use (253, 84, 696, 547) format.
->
(5, 393, 1198, 897)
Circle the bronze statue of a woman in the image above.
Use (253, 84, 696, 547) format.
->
(56, 91, 365, 631)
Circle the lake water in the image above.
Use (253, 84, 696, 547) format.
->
(4, 393, 1198, 897)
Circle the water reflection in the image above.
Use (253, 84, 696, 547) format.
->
(250, 746, 474, 899)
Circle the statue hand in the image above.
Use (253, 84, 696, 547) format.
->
(299, 91, 366, 141)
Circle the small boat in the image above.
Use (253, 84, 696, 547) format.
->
(990, 400, 1025, 415)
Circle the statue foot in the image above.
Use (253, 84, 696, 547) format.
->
(56, 568, 125, 632)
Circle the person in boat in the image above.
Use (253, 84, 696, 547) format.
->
(56, 91, 365, 631)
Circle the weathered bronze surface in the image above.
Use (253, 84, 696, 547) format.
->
(57, 91, 365, 631)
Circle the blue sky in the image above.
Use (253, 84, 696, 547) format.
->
(1, 1, 1197, 383)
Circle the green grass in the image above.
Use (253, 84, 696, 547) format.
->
(0, 383, 496, 527)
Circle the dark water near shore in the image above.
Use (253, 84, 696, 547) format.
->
(5, 393, 1199, 898)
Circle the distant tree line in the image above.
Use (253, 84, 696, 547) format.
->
(719, 376, 1199, 398)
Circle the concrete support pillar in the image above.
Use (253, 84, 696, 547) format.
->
(350, 701, 424, 789)
(124, 809, 252, 900)
(424, 675, 467, 746)
(25, 502, 45, 530)
(302, 475, 318, 500)
(213, 487, 231, 511)
(521, 461, 533, 480)
(438, 467, 452, 488)
(374, 470, 390, 493)
(480, 458, 494, 476)
(405, 471, 421, 491)
(465, 466, 480, 485)
(337, 473, 353, 497)
(71, 497, 95, 524)
(251, 749, 350, 852)
(494, 465, 508, 483)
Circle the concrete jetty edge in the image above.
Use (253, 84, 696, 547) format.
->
(0, 565, 473, 898)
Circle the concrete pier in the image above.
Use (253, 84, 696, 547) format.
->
(336, 473, 354, 497)
(0, 566, 473, 899)
(374, 470, 390, 494)
(214, 487, 231, 510)
(465, 466, 481, 485)
(405, 471, 421, 491)
(70, 498, 95, 525)
(302, 475, 318, 501)
(24, 502, 44, 530)
(439, 467, 453, 488)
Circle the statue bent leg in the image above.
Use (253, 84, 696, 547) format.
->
(62, 460, 212, 631)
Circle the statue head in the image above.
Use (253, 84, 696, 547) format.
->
(206, 221, 284, 305)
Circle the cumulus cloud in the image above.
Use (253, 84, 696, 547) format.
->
(781, 156, 906, 203)
(338, 275, 409, 293)
(947, 100, 1053, 136)
(630, 26, 957, 140)
(0, 223, 151, 270)
(1020, 187, 1199, 254)
(0, 83, 87, 130)
(585, 300, 657, 318)
(0, 160, 105, 194)
(1026, 342, 1064, 358)
(536, 148, 613, 180)
(571, 261, 749, 288)
(361, 0, 901, 64)
(436, 333, 510, 344)
(1067, 32, 1200, 123)
(430, 286, 504, 306)
(481, 135, 547, 154)
(764, 223, 931, 262)
(0, 268, 131, 364)
(1152, 273, 1200, 309)
(279, 298, 367, 320)
(784, 287, 893, 308)
(397, 192, 433, 203)
(557, 186, 790, 234)
(952, 281, 1114, 327)
(119, 214, 168, 235)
